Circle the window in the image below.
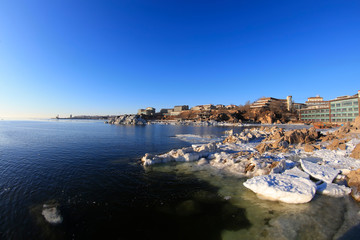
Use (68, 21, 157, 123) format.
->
(331, 104, 335, 107)
(336, 103, 340, 107)
(342, 101, 352, 106)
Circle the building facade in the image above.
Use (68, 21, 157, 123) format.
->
(138, 107, 156, 116)
(329, 95, 359, 122)
(300, 91, 360, 123)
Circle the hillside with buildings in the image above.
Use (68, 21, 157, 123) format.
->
(136, 91, 360, 125)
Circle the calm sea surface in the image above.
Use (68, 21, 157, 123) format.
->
(0, 120, 248, 240)
(2, 120, 360, 240)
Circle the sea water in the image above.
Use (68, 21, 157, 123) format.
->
(0, 120, 359, 239)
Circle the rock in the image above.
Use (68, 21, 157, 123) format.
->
(339, 143, 347, 150)
(304, 144, 315, 152)
(326, 139, 341, 150)
(300, 159, 339, 183)
(243, 174, 317, 204)
(353, 116, 360, 129)
(269, 160, 286, 174)
(316, 182, 351, 197)
(259, 112, 276, 124)
(42, 204, 63, 224)
(278, 140, 289, 149)
(346, 169, 360, 200)
(321, 135, 337, 142)
(313, 145, 322, 150)
(350, 143, 360, 159)
(107, 114, 147, 125)
(256, 143, 269, 154)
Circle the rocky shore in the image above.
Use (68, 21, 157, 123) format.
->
(142, 117, 360, 204)
(106, 115, 147, 125)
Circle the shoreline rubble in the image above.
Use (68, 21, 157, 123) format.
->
(141, 116, 360, 204)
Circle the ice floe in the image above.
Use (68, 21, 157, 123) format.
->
(300, 159, 339, 183)
(174, 134, 222, 143)
(283, 166, 310, 179)
(316, 182, 351, 197)
(243, 174, 317, 204)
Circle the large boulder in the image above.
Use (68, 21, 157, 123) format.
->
(243, 174, 317, 204)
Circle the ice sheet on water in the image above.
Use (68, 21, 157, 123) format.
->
(174, 134, 222, 143)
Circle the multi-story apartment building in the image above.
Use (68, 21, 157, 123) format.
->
(300, 91, 360, 123)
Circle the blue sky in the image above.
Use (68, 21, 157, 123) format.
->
(0, 0, 359, 118)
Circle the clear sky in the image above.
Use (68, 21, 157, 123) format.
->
(0, 0, 359, 119)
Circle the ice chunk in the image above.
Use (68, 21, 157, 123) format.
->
(283, 167, 310, 179)
(316, 182, 351, 197)
(42, 204, 63, 224)
(300, 159, 339, 183)
(243, 174, 317, 204)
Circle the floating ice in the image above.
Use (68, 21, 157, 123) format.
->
(174, 134, 221, 143)
(300, 159, 339, 183)
(316, 182, 351, 197)
(283, 166, 310, 179)
(243, 174, 317, 204)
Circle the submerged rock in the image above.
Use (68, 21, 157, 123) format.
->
(243, 174, 317, 204)
(42, 204, 63, 224)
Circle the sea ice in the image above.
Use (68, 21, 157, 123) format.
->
(316, 182, 352, 197)
(283, 166, 310, 179)
(300, 159, 339, 183)
(243, 174, 317, 204)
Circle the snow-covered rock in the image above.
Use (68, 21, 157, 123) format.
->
(243, 174, 317, 204)
(300, 159, 339, 183)
(316, 182, 351, 197)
